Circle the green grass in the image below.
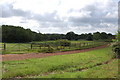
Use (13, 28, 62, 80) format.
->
(2, 46, 118, 78)
(70, 40, 93, 43)
(33, 59, 119, 78)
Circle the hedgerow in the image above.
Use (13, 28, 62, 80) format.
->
(111, 42, 120, 58)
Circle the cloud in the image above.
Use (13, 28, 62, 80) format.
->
(67, 0, 118, 34)
(1, 3, 31, 18)
(1, 0, 119, 34)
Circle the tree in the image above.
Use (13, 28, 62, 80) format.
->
(2, 25, 35, 43)
(86, 33, 93, 41)
(116, 31, 120, 42)
(66, 31, 77, 40)
(93, 32, 101, 40)
(1, 25, 115, 42)
(100, 32, 108, 39)
(108, 33, 114, 40)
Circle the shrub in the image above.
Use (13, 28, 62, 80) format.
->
(40, 46, 55, 53)
(111, 42, 120, 58)
(116, 31, 120, 42)
(56, 39, 71, 47)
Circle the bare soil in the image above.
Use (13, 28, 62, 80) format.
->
(1, 45, 108, 61)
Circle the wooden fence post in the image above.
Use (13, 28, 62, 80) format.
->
(84, 43, 85, 46)
(39, 45, 41, 49)
(4, 43, 6, 50)
(87, 43, 89, 46)
(19, 44, 20, 51)
(31, 43, 32, 49)
(79, 43, 81, 48)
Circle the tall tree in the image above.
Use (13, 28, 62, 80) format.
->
(100, 32, 108, 39)
(1, 25, 115, 42)
(86, 33, 93, 41)
(93, 32, 101, 40)
(66, 31, 77, 40)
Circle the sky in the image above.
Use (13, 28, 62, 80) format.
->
(0, 0, 119, 34)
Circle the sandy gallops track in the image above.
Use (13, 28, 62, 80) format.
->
(2, 45, 108, 61)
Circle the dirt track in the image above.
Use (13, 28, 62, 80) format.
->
(1, 45, 108, 61)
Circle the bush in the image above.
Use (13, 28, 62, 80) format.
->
(40, 46, 55, 53)
(56, 39, 71, 47)
(111, 42, 120, 58)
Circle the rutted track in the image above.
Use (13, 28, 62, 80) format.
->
(2, 45, 108, 61)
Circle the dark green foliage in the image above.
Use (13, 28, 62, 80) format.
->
(86, 33, 93, 41)
(100, 32, 108, 39)
(46, 34, 66, 40)
(111, 31, 120, 58)
(2, 25, 35, 43)
(66, 31, 78, 40)
(93, 32, 101, 40)
(56, 39, 71, 47)
(1, 25, 115, 43)
(93, 32, 114, 41)
(116, 31, 120, 41)
(111, 42, 120, 58)
(40, 46, 55, 53)
(1, 25, 66, 42)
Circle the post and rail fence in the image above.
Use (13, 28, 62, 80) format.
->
(1, 42, 107, 52)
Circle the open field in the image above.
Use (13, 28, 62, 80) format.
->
(2, 46, 119, 78)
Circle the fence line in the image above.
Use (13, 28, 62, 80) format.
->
(1, 42, 107, 51)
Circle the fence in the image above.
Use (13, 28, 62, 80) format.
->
(1, 42, 107, 52)
(1, 43, 31, 51)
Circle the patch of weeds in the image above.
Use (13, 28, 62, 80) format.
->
(2, 51, 11, 54)
(38, 46, 55, 53)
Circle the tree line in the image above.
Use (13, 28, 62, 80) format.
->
(1, 25, 115, 43)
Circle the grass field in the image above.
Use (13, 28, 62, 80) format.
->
(33, 59, 118, 78)
(2, 46, 119, 78)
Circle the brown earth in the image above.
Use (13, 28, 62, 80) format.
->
(1, 45, 108, 61)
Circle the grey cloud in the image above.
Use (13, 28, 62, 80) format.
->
(39, 21, 69, 29)
(1, 3, 61, 24)
(1, 0, 118, 34)
(31, 11, 62, 22)
(1, 3, 31, 18)
(68, 2, 117, 28)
